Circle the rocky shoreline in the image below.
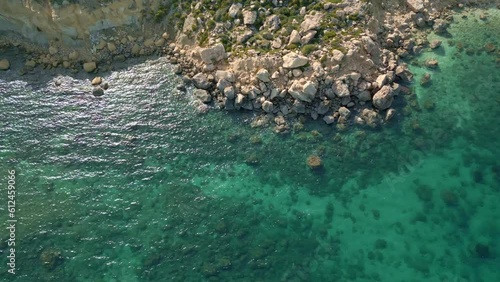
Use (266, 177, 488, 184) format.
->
(1, 0, 499, 133)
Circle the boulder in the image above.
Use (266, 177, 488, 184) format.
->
(107, 42, 116, 52)
(292, 100, 306, 113)
(303, 81, 318, 98)
(194, 89, 211, 103)
(243, 10, 257, 25)
(92, 87, 104, 96)
(228, 3, 242, 18)
(317, 100, 331, 115)
(288, 79, 317, 102)
(331, 50, 345, 62)
(360, 108, 379, 127)
(215, 70, 235, 82)
(235, 94, 245, 107)
(306, 155, 322, 170)
(300, 14, 322, 32)
(217, 78, 231, 91)
(199, 44, 226, 64)
(338, 107, 351, 119)
(376, 74, 388, 88)
(69, 51, 79, 61)
(301, 30, 317, 45)
(262, 101, 274, 113)
(332, 80, 350, 98)
(0, 59, 10, 70)
(83, 62, 97, 73)
(372, 85, 394, 110)
(91, 77, 102, 86)
(283, 52, 309, 68)
(256, 68, 271, 82)
(356, 90, 372, 102)
(265, 15, 281, 32)
(323, 115, 336, 124)
(433, 19, 448, 34)
(288, 30, 301, 45)
(385, 108, 396, 121)
(193, 73, 211, 90)
(224, 86, 235, 99)
(429, 40, 442, 49)
(406, 0, 424, 12)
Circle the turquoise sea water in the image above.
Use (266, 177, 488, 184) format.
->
(1, 8, 499, 282)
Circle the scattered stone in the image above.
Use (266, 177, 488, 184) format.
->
(224, 86, 235, 99)
(289, 79, 317, 102)
(338, 107, 351, 120)
(323, 115, 336, 124)
(331, 80, 350, 98)
(69, 51, 79, 61)
(243, 10, 257, 25)
(144, 38, 155, 47)
(331, 50, 345, 62)
(0, 59, 10, 70)
(83, 62, 96, 73)
(420, 73, 431, 86)
(484, 43, 496, 53)
(385, 108, 396, 121)
(131, 44, 141, 55)
(288, 30, 301, 45)
(92, 87, 104, 96)
(301, 13, 323, 32)
(306, 155, 323, 170)
(40, 248, 63, 270)
(376, 74, 388, 88)
(91, 77, 102, 86)
(283, 52, 309, 68)
(48, 46, 58, 55)
(265, 15, 281, 32)
(425, 59, 439, 68)
(107, 42, 117, 52)
(256, 68, 270, 82)
(433, 19, 448, 34)
(406, 0, 424, 12)
(155, 38, 165, 47)
(430, 40, 442, 49)
(102, 82, 109, 90)
(360, 108, 379, 127)
(228, 3, 242, 18)
(372, 85, 394, 110)
(262, 101, 274, 113)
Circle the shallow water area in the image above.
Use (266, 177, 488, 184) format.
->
(0, 9, 499, 282)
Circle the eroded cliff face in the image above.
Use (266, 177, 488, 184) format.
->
(0, 0, 162, 50)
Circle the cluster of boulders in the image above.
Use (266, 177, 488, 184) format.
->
(1, 0, 495, 127)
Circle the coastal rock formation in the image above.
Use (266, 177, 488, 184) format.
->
(2, 0, 491, 131)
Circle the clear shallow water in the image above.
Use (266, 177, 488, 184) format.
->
(0, 9, 499, 282)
